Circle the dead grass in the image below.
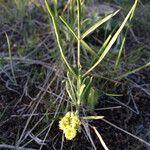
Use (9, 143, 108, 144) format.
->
(0, 0, 150, 149)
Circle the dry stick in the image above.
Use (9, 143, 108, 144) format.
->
(0, 144, 36, 150)
(5, 80, 20, 94)
(82, 121, 97, 150)
(61, 0, 72, 16)
(92, 126, 109, 150)
(128, 90, 139, 114)
(126, 77, 150, 96)
(28, 133, 46, 145)
(3, 57, 56, 70)
(111, 97, 139, 114)
(22, 90, 65, 148)
(37, 86, 67, 99)
(0, 65, 14, 83)
(60, 134, 64, 150)
(16, 72, 55, 147)
(82, 109, 97, 150)
(101, 118, 150, 147)
(14, 77, 29, 107)
(21, 115, 46, 143)
(94, 106, 122, 111)
(51, 132, 60, 149)
(39, 91, 64, 150)
(22, 124, 50, 148)
(11, 106, 122, 118)
(11, 112, 59, 118)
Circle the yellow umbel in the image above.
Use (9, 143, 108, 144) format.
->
(59, 112, 81, 140)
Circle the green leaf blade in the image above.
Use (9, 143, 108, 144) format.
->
(45, 0, 75, 75)
(84, 0, 138, 76)
(81, 9, 120, 39)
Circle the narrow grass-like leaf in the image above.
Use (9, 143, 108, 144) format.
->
(53, 0, 58, 17)
(115, 2, 137, 69)
(81, 10, 120, 39)
(81, 40, 97, 57)
(77, 75, 82, 105)
(59, 16, 78, 39)
(116, 61, 150, 80)
(66, 81, 74, 102)
(82, 116, 104, 120)
(105, 93, 123, 97)
(115, 34, 126, 69)
(70, 0, 75, 26)
(92, 25, 118, 64)
(67, 71, 76, 102)
(60, 16, 97, 56)
(98, 25, 118, 56)
(87, 88, 97, 108)
(81, 77, 93, 101)
(5, 32, 17, 84)
(84, 0, 138, 76)
(79, 84, 86, 97)
(45, 0, 75, 75)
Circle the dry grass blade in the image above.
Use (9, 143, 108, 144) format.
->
(82, 121, 97, 150)
(111, 97, 139, 114)
(39, 92, 64, 150)
(16, 72, 55, 148)
(102, 118, 150, 147)
(0, 144, 36, 150)
(92, 126, 109, 150)
(5, 32, 17, 84)
(82, 116, 104, 120)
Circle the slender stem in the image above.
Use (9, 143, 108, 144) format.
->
(77, 0, 81, 109)
(77, 0, 81, 69)
(5, 33, 17, 84)
(53, 0, 58, 17)
(45, 0, 75, 76)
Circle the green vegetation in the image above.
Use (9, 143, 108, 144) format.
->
(0, 0, 150, 149)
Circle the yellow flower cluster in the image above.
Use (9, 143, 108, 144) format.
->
(59, 112, 81, 140)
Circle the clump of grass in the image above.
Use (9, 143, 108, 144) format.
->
(1, 0, 150, 149)
(14, 0, 29, 17)
(44, 0, 150, 148)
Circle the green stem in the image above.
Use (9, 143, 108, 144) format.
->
(53, 0, 58, 17)
(77, 0, 81, 69)
(77, 0, 81, 109)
